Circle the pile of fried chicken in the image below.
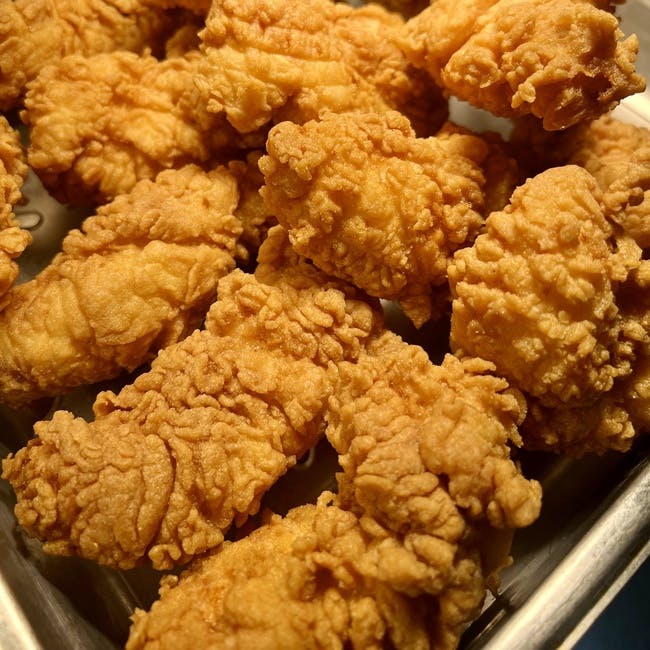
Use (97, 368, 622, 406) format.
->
(0, 0, 648, 648)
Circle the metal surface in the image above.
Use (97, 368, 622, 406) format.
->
(1, 2, 649, 649)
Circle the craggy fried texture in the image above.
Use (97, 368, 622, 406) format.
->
(0, 0, 179, 111)
(402, 0, 646, 130)
(0, 116, 30, 310)
(197, 0, 448, 136)
(126, 331, 542, 650)
(126, 500, 433, 650)
(0, 165, 241, 410)
(327, 332, 542, 647)
(22, 51, 267, 206)
(436, 121, 523, 216)
(329, 331, 542, 532)
(563, 115, 650, 249)
(126, 499, 468, 650)
(260, 110, 487, 327)
(2, 236, 382, 569)
(510, 115, 650, 247)
(522, 258, 650, 454)
(449, 165, 646, 455)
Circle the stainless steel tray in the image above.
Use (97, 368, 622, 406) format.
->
(1, 2, 649, 648)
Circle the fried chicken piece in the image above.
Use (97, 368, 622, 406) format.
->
(22, 51, 267, 206)
(0, 164, 241, 409)
(2, 239, 382, 569)
(0, 116, 30, 310)
(329, 331, 542, 533)
(127, 330, 541, 650)
(197, 0, 448, 136)
(260, 111, 487, 327)
(0, 0, 179, 111)
(521, 258, 650, 454)
(449, 165, 646, 454)
(561, 115, 650, 249)
(126, 497, 484, 650)
(402, 0, 646, 130)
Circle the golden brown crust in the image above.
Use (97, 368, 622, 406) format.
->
(0, 0, 179, 111)
(0, 116, 30, 309)
(449, 165, 646, 454)
(197, 0, 447, 135)
(0, 165, 241, 408)
(23, 51, 266, 206)
(403, 0, 646, 130)
(2, 257, 381, 569)
(261, 111, 487, 326)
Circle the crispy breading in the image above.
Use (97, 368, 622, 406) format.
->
(0, 116, 30, 310)
(329, 331, 542, 532)
(2, 243, 382, 569)
(449, 165, 646, 454)
(0, 0, 178, 111)
(522, 258, 650, 454)
(510, 115, 650, 248)
(22, 51, 266, 206)
(125, 329, 542, 650)
(402, 0, 646, 130)
(564, 115, 650, 249)
(260, 111, 487, 326)
(197, 0, 447, 135)
(126, 498, 482, 650)
(0, 165, 241, 409)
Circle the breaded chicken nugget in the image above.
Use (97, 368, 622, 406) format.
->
(0, 165, 241, 409)
(23, 51, 266, 206)
(126, 499, 484, 650)
(126, 331, 541, 650)
(197, 0, 447, 136)
(2, 233, 381, 569)
(449, 165, 646, 454)
(402, 0, 646, 130)
(0, 0, 178, 111)
(260, 111, 487, 326)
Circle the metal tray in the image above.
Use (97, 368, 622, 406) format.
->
(1, 2, 649, 648)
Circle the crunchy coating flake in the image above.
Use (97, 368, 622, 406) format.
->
(260, 111, 487, 326)
(449, 165, 646, 454)
(2, 259, 381, 569)
(197, 0, 447, 135)
(0, 0, 178, 111)
(0, 116, 30, 309)
(0, 165, 241, 409)
(22, 51, 266, 206)
(403, 0, 646, 130)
